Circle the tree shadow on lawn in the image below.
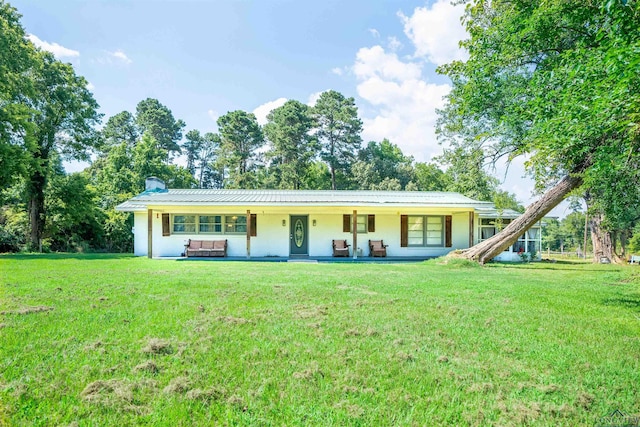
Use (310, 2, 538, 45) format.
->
(0, 253, 135, 261)
(489, 261, 614, 273)
(602, 293, 640, 311)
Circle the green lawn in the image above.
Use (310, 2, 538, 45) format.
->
(1, 255, 639, 426)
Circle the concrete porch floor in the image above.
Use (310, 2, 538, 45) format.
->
(168, 256, 434, 263)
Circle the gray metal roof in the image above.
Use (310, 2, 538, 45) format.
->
(476, 207, 524, 218)
(115, 189, 495, 211)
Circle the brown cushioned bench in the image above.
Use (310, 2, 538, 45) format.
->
(185, 239, 227, 257)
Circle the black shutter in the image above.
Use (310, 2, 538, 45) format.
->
(250, 214, 257, 237)
(368, 215, 375, 232)
(343, 214, 351, 232)
(400, 215, 408, 247)
(162, 214, 170, 236)
(445, 215, 452, 247)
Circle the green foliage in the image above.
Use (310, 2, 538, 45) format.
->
(312, 90, 363, 190)
(0, 2, 36, 188)
(438, 146, 499, 202)
(438, 0, 640, 195)
(412, 162, 448, 191)
(264, 100, 318, 189)
(357, 139, 415, 189)
(135, 98, 185, 156)
(45, 173, 105, 252)
(217, 110, 264, 188)
(103, 210, 133, 252)
(101, 111, 138, 150)
(0, 204, 28, 252)
(542, 212, 591, 252)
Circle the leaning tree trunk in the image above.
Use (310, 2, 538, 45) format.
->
(457, 171, 584, 264)
(589, 213, 625, 264)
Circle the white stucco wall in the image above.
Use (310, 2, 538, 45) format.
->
(133, 212, 147, 257)
(134, 206, 479, 258)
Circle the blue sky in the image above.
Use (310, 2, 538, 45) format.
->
(11, 0, 570, 215)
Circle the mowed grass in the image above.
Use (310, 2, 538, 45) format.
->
(1, 255, 640, 426)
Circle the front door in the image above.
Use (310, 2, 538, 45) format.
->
(290, 215, 308, 256)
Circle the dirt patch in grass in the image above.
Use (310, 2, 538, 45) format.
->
(576, 391, 595, 409)
(1, 306, 53, 315)
(334, 400, 364, 418)
(293, 364, 323, 380)
(466, 382, 494, 393)
(294, 305, 328, 319)
(163, 376, 192, 394)
(133, 360, 160, 374)
(216, 316, 251, 325)
(186, 386, 226, 403)
(142, 338, 173, 355)
(393, 351, 415, 362)
(80, 378, 154, 414)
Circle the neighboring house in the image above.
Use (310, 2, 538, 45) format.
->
(116, 177, 542, 261)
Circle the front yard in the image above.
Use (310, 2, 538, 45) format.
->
(1, 254, 639, 425)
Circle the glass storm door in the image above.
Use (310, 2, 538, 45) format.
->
(290, 215, 308, 255)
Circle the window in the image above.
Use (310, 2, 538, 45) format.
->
(407, 215, 443, 247)
(225, 215, 247, 234)
(511, 227, 540, 254)
(343, 215, 375, 233)
(199, 215, 222, 233)
(349, 215, 367, 233)
(480, 218, 496, 240)
(170, 214, 247, 235)
(172, 215, 196, 233)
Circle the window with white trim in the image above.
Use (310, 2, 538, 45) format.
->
(171, 214, 246, 235)
(408, 215, 443, 247)
(347, 215, 368, 234)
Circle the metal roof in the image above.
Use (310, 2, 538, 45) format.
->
(115, 189, 495, 211)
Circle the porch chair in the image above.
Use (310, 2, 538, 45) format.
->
(369, 240, 388, 257)
(332, 239, 350, 257)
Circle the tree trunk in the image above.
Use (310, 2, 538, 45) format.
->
(456, 171, 584, 264)
(330, 164, 336, 190)
(28, 169, 47, 252)
(589, 213, 625, 264)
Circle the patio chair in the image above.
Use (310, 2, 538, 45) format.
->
(332, 239, 350, 257)
(369, 240, 388, 257)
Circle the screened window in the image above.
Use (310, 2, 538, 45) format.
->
(171, 214, 246, 235)
(199, 215, 222, 233)
(225, 215, 247, 234)
(347, 215, 368, 234)
(172, 215, 196, 233)
(408, 216, 443, 247)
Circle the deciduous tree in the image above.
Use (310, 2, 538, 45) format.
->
(438, 0, 640, 263)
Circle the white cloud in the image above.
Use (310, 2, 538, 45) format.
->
(307, 91, 324, 107)
(368, 28, 380, 39)
(331, 67, 344, 76)
(351, 45, 450, 162)
(109, 49, 132, 64)
(86, 81, 95, 91)
(252, 97, 287, 126)
(207, 109, 219, 122)
(353, 46, 422, 82)
(27, 34, 79, 59)
(399, 0, 468, 66)
(387, 36, 403, 52)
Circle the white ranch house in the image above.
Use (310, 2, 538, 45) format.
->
(116, 178, 542, 262)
